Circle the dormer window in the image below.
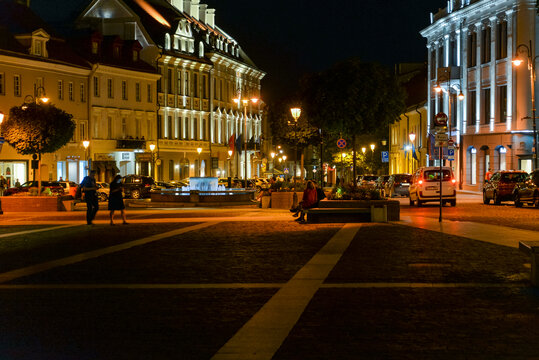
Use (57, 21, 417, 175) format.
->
(165, 34, 171, 50)
(114, 46, 120, 58)
(92, 41, 99, 55)
(26, 29, 50, 57)
(133, 50, 138, 62)
(34, 40, 43, 56)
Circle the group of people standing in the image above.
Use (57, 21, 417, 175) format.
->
(80, 171, 128, 226)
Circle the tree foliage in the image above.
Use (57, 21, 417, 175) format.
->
(4, 103, 75, 155)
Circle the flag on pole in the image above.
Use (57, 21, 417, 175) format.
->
(228, 134, 235, 153)
(412, 144, 418, 161)
(235, 134, 243, 155)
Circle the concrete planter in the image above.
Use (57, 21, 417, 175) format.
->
(270, 192, 303, 209)
(0, 195, 73, 212)
(261, 196, 271, 208)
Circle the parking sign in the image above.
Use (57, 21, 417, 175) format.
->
(447, 148, 455, 161)
(381, 151, 389, 163)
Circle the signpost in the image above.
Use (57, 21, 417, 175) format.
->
(381, 151, 389, 163)
(337, 138, 347, 149)
(434, 112, 448, 223)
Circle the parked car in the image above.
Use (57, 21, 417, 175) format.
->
(409, 166, 457, 206)
(483, 170, 527, 205)
(251, 178, 269, 190)
(96, 182, 110, 202)
(58, 181, 78, 197)
(154, 181, 176, 189)
(121, 175, 155, 199)
(384, 174, 412, 197)
(3, 181, 64, 196)
(513, 170, 539, 208)
(359, 175, 378, 188)
(375, 175, 390, 196)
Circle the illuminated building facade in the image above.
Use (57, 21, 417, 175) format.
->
(421, 0, 537, 191)
(75, 0, 265, 181)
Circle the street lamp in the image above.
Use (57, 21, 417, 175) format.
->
(513, 40, 538, 170)
(228, 149, 233, 181)
(197, 147, 203, 177)
(234, 97, 259, 187)
(149, 144, 156, 179)
(290, 107, 301, 186)
(82, 140, 90, 176)
(271, 152, 275, 177)
(370, 143, 375, 173)
(408, 133, 416, 173)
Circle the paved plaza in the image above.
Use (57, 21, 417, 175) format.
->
(0, 204, 538, 359)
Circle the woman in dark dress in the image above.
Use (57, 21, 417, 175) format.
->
(109, 175, 128, 225)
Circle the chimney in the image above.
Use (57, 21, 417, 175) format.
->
(190, 0, 200, 20)
(199, 4, 207, 23)
(170, 0, 183, 12)
(183, 0, 191, 15)
(205, 8, 215, 28)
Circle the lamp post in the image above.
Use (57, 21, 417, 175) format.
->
(82, 140, 90, 176)
(228, 149, 233, 184)
(197, 147, 203, 177)
(513, 40, 538, 170)
(370, 144, 375, 173)
(408, 132, 416, 173)
(271, 152, 275, 177)
(149, 144, 156, 179)
(233, 97, 259, 188)
(290, 107, 301, 187)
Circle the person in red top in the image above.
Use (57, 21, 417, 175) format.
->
(293, 181, 318, 223)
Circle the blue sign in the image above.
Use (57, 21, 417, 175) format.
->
(337, 138, 347, 148)
(381, 151, 389, 163)
(284, 167, 289, 174)
(447, 148, 455, 161)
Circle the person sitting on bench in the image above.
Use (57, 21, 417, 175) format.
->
(291, 181, 318, 223)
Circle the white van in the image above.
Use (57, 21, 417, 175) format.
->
(409, 166, 457, 206)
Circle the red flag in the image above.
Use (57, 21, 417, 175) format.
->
(228, 134, 235, 153)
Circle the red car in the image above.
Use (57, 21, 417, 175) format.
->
(3, 181, 64, 196)
(483, 170, 527, 205)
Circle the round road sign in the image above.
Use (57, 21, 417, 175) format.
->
(434, 112, 448, 126)
(448, 138, 455, 147)
(337, 138, 347, 148)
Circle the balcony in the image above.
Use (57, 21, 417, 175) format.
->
(116, 138, 146, 150)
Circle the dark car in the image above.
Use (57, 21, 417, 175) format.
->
(513, 170, 539, 208)
(121, 175, 155, 199)
(359, 175, 379, 188)
(483, 170, 528, 205)
(4, 181, 64, 196)
(384, 174, 412, 197)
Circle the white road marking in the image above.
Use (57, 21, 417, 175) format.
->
(0, 224, 78, 239)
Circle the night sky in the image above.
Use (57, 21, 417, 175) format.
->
(203, 0, 448, 101)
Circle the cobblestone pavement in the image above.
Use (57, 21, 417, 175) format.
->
(0, 207, 538, 359)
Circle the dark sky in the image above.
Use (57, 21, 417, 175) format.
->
(203, 0, 447, 101)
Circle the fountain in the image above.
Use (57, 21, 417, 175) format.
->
(150, 177, 254, 205)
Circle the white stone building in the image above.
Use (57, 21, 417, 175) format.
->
(421, 0, 538, 191)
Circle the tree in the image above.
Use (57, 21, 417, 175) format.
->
(4, 102, 75, 192)
(301, 58, 406, 180)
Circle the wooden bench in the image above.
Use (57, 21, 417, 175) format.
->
(519, 241, 539, 286)
(306, 205, 387, 223)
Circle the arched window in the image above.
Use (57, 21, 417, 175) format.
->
(496, 145, 507, 171)
(165, 34, 171, 50)
(468, 146, 477, 185)
(180, 158, 189, 180)
(199, 41, 204, 57)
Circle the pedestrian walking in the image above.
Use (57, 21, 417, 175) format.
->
(80, 170, 98, 225)
(108, 175, 128, 225)
(0, 175, 6, 196)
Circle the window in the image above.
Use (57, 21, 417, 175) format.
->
(113, 46, 120, 59)
(177, 70, 182, 95)
(167, 68, 173, 93)
(184, 72, 190, 96)
(193, 117, 198, 140)
(165, 34, 171, 50)
(183, 117, 189, 139)
(469, 147, 477, 184)
(107, 79, 113, 98)
(157, 66, 163, 92)
(483, 88, 490, 124)
(438, 45, 444, 67)
(468, 31, 477, 67)
(80, 83, 85, 103)
(14, 75, 21, 97)
(57, 80, 63, 100)
(133, 50, 138, 62)
(167, 115, 173, 138)
(121, 117, 127, 138)
(93, 76, 99, 97)
(93, 115, 99, 139)
(193, 73, 198, 98)
(499, 85, 507, 123)
(34, 40, 43, 56)
(469, 90, 476, 126)
(449, 38, 457, 66)
(136, 83, 141, 102)
(202, 75, 208, 99)
(92, 41, 98, 55)
(496, 20, 507, 60)
(430, 50, 436, 79)
(79, 121, 87, 141)
(147, 84, 152, 103)
(68, 82, 74, 101)
(498, 146, 507, 170)
(147, 119, 152, 140)
(108, 116, 113, 139)
(169, 160, 174, 180)
(157, 115, 162, 139)
(122, 81, 127, 100)
(481, 26, 491, 64)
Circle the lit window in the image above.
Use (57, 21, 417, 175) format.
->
(92, 42, 98, 55)
(68, 82, 74, 101)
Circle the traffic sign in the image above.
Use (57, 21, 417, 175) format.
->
(435, 133, 449, 141)
(381, 151, 389, 163)
(447, 148, 455, 161)
(284, 167, 289, 174)
(434, 112, 448, 126)
(337, 138, 347, 148)
(448, 138, 455, 147)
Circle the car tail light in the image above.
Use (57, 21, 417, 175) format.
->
(418, 180, 423, 185)
(451, 178, 456, 184)
(145, 184, 151, 187)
